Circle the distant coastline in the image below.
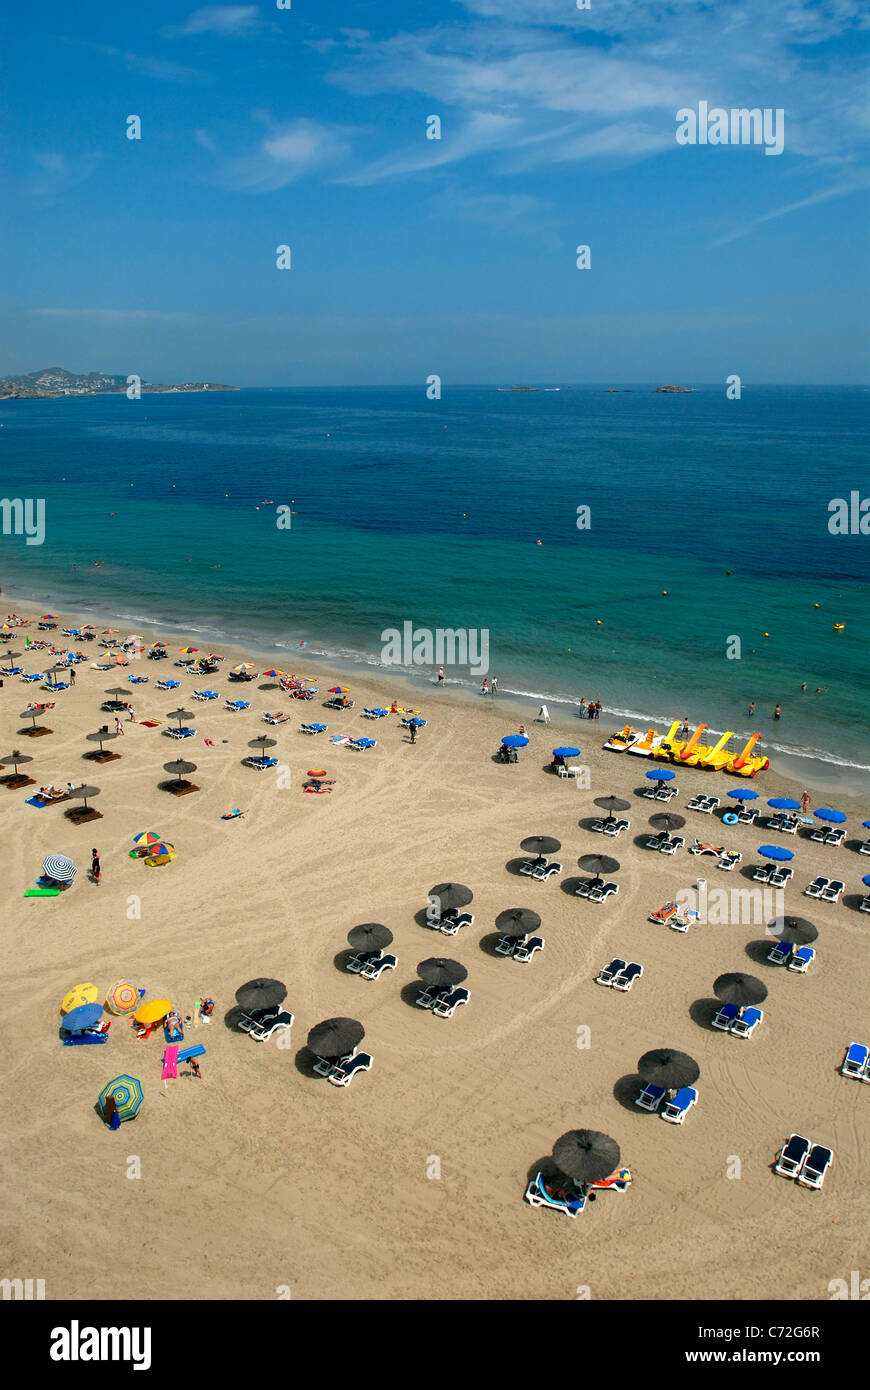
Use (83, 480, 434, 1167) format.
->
(0, 367, 238, 400)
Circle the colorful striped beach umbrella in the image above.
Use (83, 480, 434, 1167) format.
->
(132, 831, 163, 848)
(61, 982, 98, 1014)
(105, 981, 140, 1015)
(329, 686, 350, 695)
(263, 669, 286, 678)
(179, 646, 198, 654)
(98, 1075, 144, 1123)
(43, 855, 77, 883)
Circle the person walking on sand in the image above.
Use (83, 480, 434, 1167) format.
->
(115, 717, 124, 736)
(774, 704, 782, 720)
(91, 848, 101, 885)
(481, 678, 489, 696)
(800, 790, 810, 814)
(491, 676, 498, 695)
(127, 704, 135, 721)
(409, 721, 417, 744)
(70, 667, 76, 686)
(537, 705, 550, 725)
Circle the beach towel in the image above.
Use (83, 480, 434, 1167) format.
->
(162, 1044, 179, 1081)
(139, 719, 161, 727)
(24, 887, 60, 897)
(25, 797, 48, 808)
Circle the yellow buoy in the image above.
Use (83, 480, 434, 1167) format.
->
(662, 590, 668, 596)
(596, 619, 602, 626)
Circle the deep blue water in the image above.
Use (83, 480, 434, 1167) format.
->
(1, 384, 868, 770)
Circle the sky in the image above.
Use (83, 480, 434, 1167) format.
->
(1, 0, 868, 384)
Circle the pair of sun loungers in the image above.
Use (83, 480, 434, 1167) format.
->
(415, 985, 470, 1017)
(775, 1134, 833, 1188)
(754, 864, 793, 887)
(809, 825, 845, 847)
(264, 711, 289, 724)
(327, 734, 377, 749)
(347, 950, 398, 980)
(301, 722, 327, 735)
(244, 755, 279, 771)
(768, 941, 815, 971)
(636, 1085, 698, 1123)
(712, 1003, 764, 1037)
(841, 1042, 870, 1081)
(768, 814, 798, 835)
(575, 878, 619, 902)
(363, 707, 388, 719)
(524, 1168, 631, 1218)
(589, 817, 630, 837)
(519, 858, 562, 881)
(595, 957, 642, 990)
(166, 726, 196, 739)
(690, 842, 742, 870)
(238, 1006, 295, 1042)
(225, 700, 250, 711)
(427, 908, 475, 935)
(648, 902, 700, 932)
(686, 794, 720, 814)
(804, 877, 844, 903)
(642, 785, 678, 802)
(157, 679, 180, 691)
(646, 831, 684, 855)
(313, 1051, 373, 1086)
(495, 934, 544, 962)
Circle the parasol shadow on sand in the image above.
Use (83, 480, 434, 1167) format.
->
(161, 759, 199, 796)
(65, 784, 103, 825)
(84, 728, 122, 763)
(0, 749, 36, 790)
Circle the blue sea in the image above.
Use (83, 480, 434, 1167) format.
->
(1, 385, 868, 776)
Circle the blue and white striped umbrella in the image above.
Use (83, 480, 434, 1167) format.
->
(42, 855, 77, 883)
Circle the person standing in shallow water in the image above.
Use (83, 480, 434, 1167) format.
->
(774, 704, 782, 720)
(748, 702, 755, 718)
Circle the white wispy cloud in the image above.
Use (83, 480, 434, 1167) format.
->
(213, 117, 352, 191)
(180, 5, 262, 35)
(25, 152, 103, 201)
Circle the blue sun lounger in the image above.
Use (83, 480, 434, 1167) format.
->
(300, 722, 327, 735)
(635, 1083, 665, 1112)
(841, 1042, 869, 1079)
(245, 755, 279, 770)
(192, 690, 219, 700)
(166, 726, 196, 738)
(363, 708, 388, 719)
(349, 737, 377, 750)
(63, 1030, 108, 1045)
(661, 1087, 698, 1123)
(225, 700, 250, 711)
(156, 679, 180, 691)
(524, 1172, 586, 1217)
(711, 1002, 739, 1030)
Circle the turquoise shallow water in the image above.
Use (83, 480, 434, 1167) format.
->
(0, 384, 868, 774)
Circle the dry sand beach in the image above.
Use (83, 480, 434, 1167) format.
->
(2, 597, 868, 1302)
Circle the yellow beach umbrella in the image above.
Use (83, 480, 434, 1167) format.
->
(105, 981, 140, 1015)
(134, 998, 172, 1025)
(61, 982, 98, 1014)
(232, 662, 255, 674)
